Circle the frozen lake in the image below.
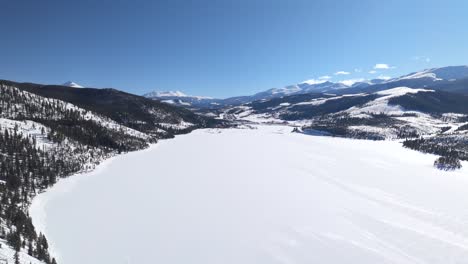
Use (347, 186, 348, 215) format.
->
(30, 125, 468, 264)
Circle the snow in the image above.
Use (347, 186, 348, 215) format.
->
(267, 86, 301, 95)
(397, 70, 442, 81)
(30, 125, 468, 264)
(0, 220, 45, 264)
(62, 81, 83, 88)
(348, 125, 398, 138)
(339, 78, 365, 86)
(293, 98, 330, 106)
(299, 93, 367, 107)
(1, 85, 153, 140)
(0, 239, 45, 264)
(161, 99, 176, 104)
(240, 113, 285, 124)
(347, 87, 434, 116)
(301, 79, 327, 85)
(394, 115, 455, 135)
(158, 121, 194, 130)
(0, 118, 54, 149)
(149, 90, 187, 97)
(145, 91, 213, 100)
(375, 87, 434, 97)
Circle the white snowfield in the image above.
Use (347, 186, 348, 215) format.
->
(0, 118, 55, 150)
(346, 87, 434, 116)
(145, 90, 213, 100)
(30, 125, 468, 264)
(0, 239, 45, 264)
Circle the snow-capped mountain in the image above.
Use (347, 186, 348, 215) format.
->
(144, 79, 389, 109)
(143, 90, 219, 108)
(144, 90, 212, 99)
(250, 66, 468, 101)
(143, 66, 468, 111)
(337, 65, 468, 95)
(62, 81, 84, 88)
(298, 81, 348, 92)
(396, 65, 468, 81)
(144, 90, 187, 97)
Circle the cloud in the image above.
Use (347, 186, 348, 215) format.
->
(354, 68, 362, 73)
(368, 70, 377, 74)
(335, 71, 350, 75)
(412, 56, 431, 63)
(339, 78, 365, 86)
(301, 79, 327, 85)
(374, 64, 392, 69)
(377, 75, 391, 80)
(302, 75, 332, 85)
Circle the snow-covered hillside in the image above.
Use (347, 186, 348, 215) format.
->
(0, 238, 45, 264)
(346, 87, 434, 116)
(395, 65, 468, 82)
(30, 125, 468, 264)
(221, 86, 468, 140)
(62, 81, 83, 88)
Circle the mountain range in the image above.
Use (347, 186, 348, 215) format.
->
(144, 65, 468, 109)
(142, 65, 468, 163)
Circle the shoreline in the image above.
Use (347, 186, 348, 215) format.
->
(28, 142, 165, 261)
(27, 126, 209, 262)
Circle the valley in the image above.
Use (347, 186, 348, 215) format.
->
(29, 125, 468, 264)
(2, 65, 468, 263)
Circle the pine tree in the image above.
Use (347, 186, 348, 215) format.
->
(14, 249, 20, 264)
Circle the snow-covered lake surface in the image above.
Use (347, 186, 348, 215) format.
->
(30, 125, 468, 264)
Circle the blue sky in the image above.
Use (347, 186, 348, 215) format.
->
(1, 0, 467, 98)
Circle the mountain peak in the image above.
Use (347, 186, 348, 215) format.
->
(63, 81, 83, 88)
(159, 91, 186, 97)
(144, 90, 214, 100)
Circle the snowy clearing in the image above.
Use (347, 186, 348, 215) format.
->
(346, 87, 434, 116)
(30, 125, 468, 264)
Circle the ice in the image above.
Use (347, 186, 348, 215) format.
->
(30, 125, 468, 264)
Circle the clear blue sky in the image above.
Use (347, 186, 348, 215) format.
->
(1, 0, 467, 98)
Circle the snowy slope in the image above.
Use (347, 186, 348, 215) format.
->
(395, 66, 468, 82)
(1, 85, 153, 140)
(144, 90, 213, 100)
(0, 118, 55, 149)
(62, 81, 83, 88)
(0, 239, 45, 264)
(346, 87, 434, 116)
(30, 125, 468, 264)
